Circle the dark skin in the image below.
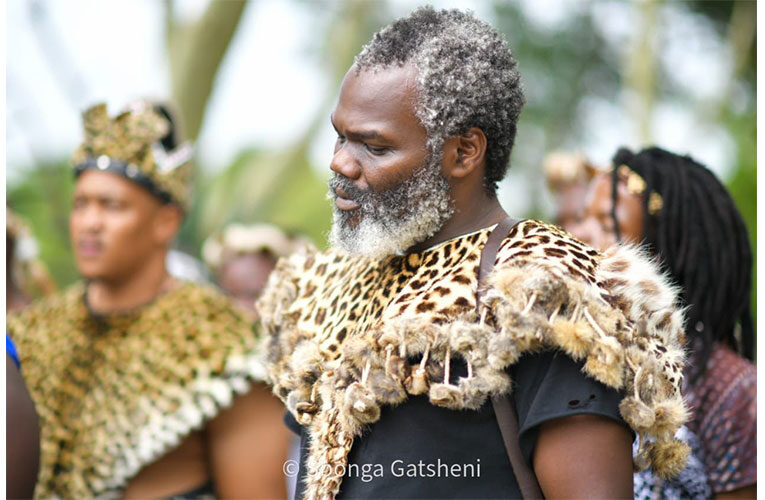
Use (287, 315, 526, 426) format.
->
(7, 353, 40, 499)
(573, 175, 757, 500)
(70, 170, 289, 499)
(330, 65, 506, 249)
(331, 64, 634, 498)
(218, 251, 277, 317)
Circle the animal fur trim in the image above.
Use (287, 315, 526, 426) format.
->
(257, 221, 690, 499)
(8, 282, 265, 499)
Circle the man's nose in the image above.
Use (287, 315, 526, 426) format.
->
(330, 144, 362, 180)
(77, 205, 104, 232)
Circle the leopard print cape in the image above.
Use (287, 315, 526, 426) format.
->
(7, 282, 265, 500)
(258, 219, 690, 500)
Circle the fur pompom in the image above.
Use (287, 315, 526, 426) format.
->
(619, 396, 655, 432)
(583, 338, 625, 388)
(287, 388, 317, 425)
(385, 354, 409, 381)
(473, 365, 511, 397)
(486, 334, 520, 370)
(340, 335, 374, 371)
(367, 370, 407, 405)
(650, 439, 691, 480)
(343, 382, 380, 424)
(457, 378, 488, 410)
(429, 383, 464, 409)
(405, 367, 430, 395)
(651, 398, 689, 437)
(550, 318, 594, 360)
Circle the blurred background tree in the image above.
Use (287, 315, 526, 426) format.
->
(6, 0, 756, 324)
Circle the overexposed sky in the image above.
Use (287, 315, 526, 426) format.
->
(7, 0, 745, 219)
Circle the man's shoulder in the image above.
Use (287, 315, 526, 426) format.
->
(496, 219, 601, 283)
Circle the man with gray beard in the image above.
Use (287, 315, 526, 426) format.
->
(258, 7, 689, 500)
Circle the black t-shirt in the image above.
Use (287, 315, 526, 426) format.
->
(285, 350, 627, 499)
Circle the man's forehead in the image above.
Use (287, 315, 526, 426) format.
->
(338, 65, 417, 106)
(73, 170, 143, 200)
(333, 64, 422, 132)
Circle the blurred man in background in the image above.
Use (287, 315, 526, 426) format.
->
(6, 208, 56, 313)
(203, 222, 307, 317)
(7, 101, 289, 499)
(542, 150, 600, 230)
(203, 222, 311, 498)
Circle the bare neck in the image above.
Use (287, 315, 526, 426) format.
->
(409, 191, 507, 253)
(85, 253, 174, 314)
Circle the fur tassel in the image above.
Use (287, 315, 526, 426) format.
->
(650, 439, 691, 480)
(457, 378, 488, 410)
(405, 368, 430, 395)
(486, 334, 520, 370)
(367, 370, 407, 405)
(619, 396, 654, 432)
(473, 365, 511, 397)
(429, 383, 464, 409)
(651, 398, 689, 437)
(258, 222, 693, 500)
(550, 318, 594, 360)
(343, 382, 380, 424)
(583, 337, 625, 388)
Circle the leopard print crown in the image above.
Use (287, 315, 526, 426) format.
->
(71, 102, 194, 211)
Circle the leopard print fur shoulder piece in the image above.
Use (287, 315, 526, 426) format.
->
(7, 282, 264, 500)
(258, 219, 689, 500)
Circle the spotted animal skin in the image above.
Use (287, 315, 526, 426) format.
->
(258, 219, 690, 500)
(7, 282, 265, 500)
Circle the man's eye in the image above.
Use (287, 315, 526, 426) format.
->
(365, 144, 389, 155)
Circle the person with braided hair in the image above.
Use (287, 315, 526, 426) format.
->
(571, 146, 756, 499)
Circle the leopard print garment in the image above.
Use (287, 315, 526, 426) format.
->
(7, 282, 265, 500)
(259, 219, 690, 500)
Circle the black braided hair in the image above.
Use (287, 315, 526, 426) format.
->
(610, 147, 754, 381)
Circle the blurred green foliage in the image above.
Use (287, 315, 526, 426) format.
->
(7, 161, 76, 286)
(7, 0, 756, 338)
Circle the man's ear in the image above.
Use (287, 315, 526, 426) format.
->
(152, 204, 183, 246)
(443, 127, 487, 180)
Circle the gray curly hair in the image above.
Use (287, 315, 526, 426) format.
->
(354, 6, 525, 192)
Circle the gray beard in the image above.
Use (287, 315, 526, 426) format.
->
(328, 154, 453, 259)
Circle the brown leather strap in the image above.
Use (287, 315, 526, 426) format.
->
(476, 215, 520, 306)
(477, 216, 544, 500)
(491, 395, 544, 499)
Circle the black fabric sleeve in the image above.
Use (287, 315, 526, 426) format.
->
(509, 349, 629, 467)
(284, 410, 302, 436)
